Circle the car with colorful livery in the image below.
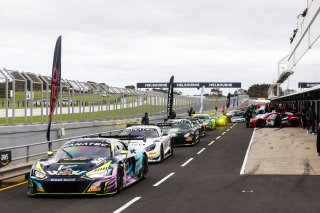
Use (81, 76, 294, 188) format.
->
(27, 138, 148, 196)
(116, 125, 173, 163)
(191, 113, 216, 130)
(250, 112, 301, 128)
(209, 112, 228, 126)
(162, 119, 201, 146)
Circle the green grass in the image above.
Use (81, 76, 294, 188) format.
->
(0, 105, 168, 125)
(0, 91, 137, 109)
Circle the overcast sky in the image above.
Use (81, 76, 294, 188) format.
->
(0, 0, 315, 95)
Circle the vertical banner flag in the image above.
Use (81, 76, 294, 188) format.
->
(46, 36, 62, 142)
(199, 86, 205, 113)
(226, 92, 231, 108)
(167, 76, 174, 119)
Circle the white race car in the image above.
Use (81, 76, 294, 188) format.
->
(119, 125, 173, 163)
(231, 115, 246, 123)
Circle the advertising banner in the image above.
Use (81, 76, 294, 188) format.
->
(0, 151, 12, 168)
(46, 36, 62, 142)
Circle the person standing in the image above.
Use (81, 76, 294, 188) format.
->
(317, 122, 320, 156)
(301, 107, 307, 129)
(244, 107, 252, 128)
(188, 107, 194, 116)
(141, 112, 149, 125)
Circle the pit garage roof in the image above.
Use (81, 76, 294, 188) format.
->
(271, 85, 320, 101)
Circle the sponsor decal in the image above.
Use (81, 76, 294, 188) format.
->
(147, 152, 157, 156)
(50, 178, 77, 182)
(47, 166, 87, 176)
(64, 142, 110, 147)
(91, 158, 106, 166)
(0, 151, 11, 168)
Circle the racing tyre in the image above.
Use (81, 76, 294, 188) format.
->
(159, 146, 164, 163)
(202, 127, 207, 137)
(141, 154, 149, 179)
(170, 140, 174, 156)
(116, 165, 124, 193)
(256, 120, 265, 128)
(290, 119, 298, 127)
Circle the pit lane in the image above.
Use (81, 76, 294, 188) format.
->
(1, 124, 320, 213)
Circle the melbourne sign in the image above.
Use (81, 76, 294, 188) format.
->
(137, 82, 241, 88)
(298, 82, 320, 88)
(0, 151, 12, 168)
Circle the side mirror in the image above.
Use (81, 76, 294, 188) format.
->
(47, 151, 54, 158)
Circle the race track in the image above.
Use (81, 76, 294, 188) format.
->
(1, 123, 320, 213)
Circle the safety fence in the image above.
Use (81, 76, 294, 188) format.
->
(0, 68, 219, 126)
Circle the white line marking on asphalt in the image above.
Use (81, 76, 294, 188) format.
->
(242, 190, 253, 193)
(226, 129, 230, 131)
(197, 148, 206, 155)
(153, 172, 175, 186)
(240, 128, 256, 175)
(181, 158, 194, 167)
(233, 124, 236, 127)
(113, 197, 141, 213)
(222, 132, 226, 135)
(208, 141, 215, 146)
(216, 136, 221, 140)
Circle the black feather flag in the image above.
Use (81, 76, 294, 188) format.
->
(46, 36, 62, 143)
(167, 76, 174, 119)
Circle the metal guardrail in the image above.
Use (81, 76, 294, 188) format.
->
(0, 129, 124, 183)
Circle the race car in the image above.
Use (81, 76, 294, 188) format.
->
(188, 117, 207, 137)
(230, 115, 246, 123)
(27, 138, 148, 196)
(116, 125, 173, 163)
(209, 112, 228, 126)
(162, 119, 201, 146)
(191, 114, 216, 130)
(250, 112, 301, 128)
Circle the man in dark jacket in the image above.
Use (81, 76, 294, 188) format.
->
(141, 112, 149, 125)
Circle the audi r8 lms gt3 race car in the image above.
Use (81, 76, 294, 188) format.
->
(115, 125, 173, 163)
(27, 138, 148, 196)
(163, 119, 201, 146)
(249, 112, 301, 128)
(191, 114, 216, 130)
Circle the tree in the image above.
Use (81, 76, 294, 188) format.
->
(247, 84, 271, 98)
(210, 88, 223, 97)
(125, 85, 135, 89)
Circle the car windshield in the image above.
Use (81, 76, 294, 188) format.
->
(121, 129, 159, 138)
(194, 115, 209, 120)
(172, 123, 191, 129)
(54, 144, 111, 160)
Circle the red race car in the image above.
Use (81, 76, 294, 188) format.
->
(250, 112, 301, 128)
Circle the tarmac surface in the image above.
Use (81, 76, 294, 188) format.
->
(1, 123, 320, 213)
(243, 127, 319, 175)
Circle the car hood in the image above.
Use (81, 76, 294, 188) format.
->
(37, 158, 113, 176)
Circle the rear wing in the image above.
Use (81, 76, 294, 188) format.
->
(156, 123, 173, 128)
(98, 134, 146, 142)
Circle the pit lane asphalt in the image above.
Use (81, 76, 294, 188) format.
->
(2, 124, 320, 213)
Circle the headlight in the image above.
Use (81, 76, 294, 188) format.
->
(85, 171, 108, 179)
(145, 143, 156, 152)
(34, 170, 47, 179)
(184, 132, 191, 137)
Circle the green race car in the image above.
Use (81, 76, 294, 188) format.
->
(208, 112, 228, 126)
